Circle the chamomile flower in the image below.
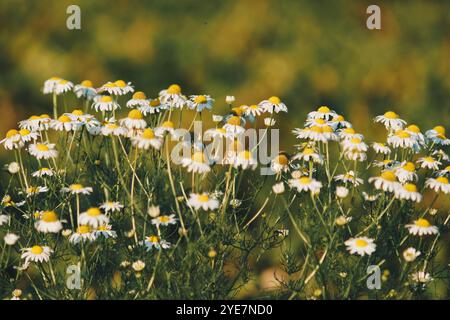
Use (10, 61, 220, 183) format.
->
(132, 128, 162, 150)
(336, 186, 349, 199)
(65, 109, 95, 123)
(92, 95, 120, 112)
(4, 233, 19, 246)
(342, 137, 368, 152)
(259, 96, 288, 114)
(1, 129, 24, 150)
(101, 121, 128, 137)
(74, 80, 97, 100)
(188, 95, 214, 112)
(188, 193, 219, 211)
(437, 165, 450, 176)
(388, 130, 419, 150)
(425, 126, 450, 145)
(43, 76, 61, 94)
(405, 218, 438, 236)
(344, 150, 367, 162)
(338, 128, 363, 141)
(305, 118, 329, 128)
(69, 225, 96, 244)
(417, 156, 441, 170)
(334, 171, 364, 186)
(204, 127, 231, 140)
(394, 183, 422, 203)
(94, 224, 117, 239)
(307, 106, 336, 121)
(50, 115, 80, 132)
(151, 214, 178, 227)
(270, 153, 290, 173)
(403, 248, 421, 262)
(0, 214, 10, 226)
(244, 104, 265, 117)
(119, 109, 147, 130)
(330, 114, 352, 129)
(25, 186, 49, 197)
(368, 170, 399, 192)
(34, 210, 64, 233)
(54, 79, 73, 95)
(21, 245, 53, 263)
(374, 111, 406, 131)
(144, 235, 171, 251)
(79, 207, 110, 228)
(126, 91, 149, 108)
(234, 150, 257, 170)
(293, 147, 324, 164)
(139, 98, 168, 115)
(425, 176, 450, 194)
(99, 201, 124, 213)
(18, 129, 39, 143)
(395, 162, 417, 183)
(405, 124, 425, 145)
(159, 84, 187, 109)
(288, 176, 322, 194)
(99, 80, 134, 95)
(372, 142, 391, 155)
(28, 142, 58, 159)
(223, 116, 245, 135)
(61, 184, 93, 195)
(19, 115, 50, 131)
(154, 120, 176, 137)
(411, 271, 433, 284)
(344, 237, 376, 256)
(362, 192, 381, 202)
(181, 151, 211, 173)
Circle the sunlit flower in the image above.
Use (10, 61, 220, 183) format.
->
(342, 137, 368, 152)
(344, 237, 376, 256)
(100, 201, 124, 213)
(188, 95, 214, 112)
(394, 183, 422, 203)
(74, 80, 97, 100)
(234, 150, 257, 170)
(374, 111, 406, 130)
(362, 192, 381, 202)
(61, 184, 93, 195)
(69, 225, 96, 244)
(307, 106, 336, 121)
(437, 165, 450, 176)
(243, 104, 265, 117)
(388, 130, 419, 150)
(403, 247, 421, 262)
(99, 80, 134, 96)
(50, 115, 81, 132)
(28, 142, 58, 159)
(35, 211, 65, 233)
(18, 129, 39, 143)
(288, 176, 322, 194)
(188, 193, 219, 211)
(373, 159, 400, 170)
(372, 142, 391, 154)
(126, 91, 149, 108)
(417, 156, 441, 170)
(54, 79, 73, 95)
(344, 150, 367, 162)
(131, 128, 162, 150)
(395, 162, 417, 183)
(101, 120, 128, 137)
(270, 153, 290, 173)
(154, 120, 176, 137)
(425, 126, 450, 145)
(144, 235, 171, 251)
(368, 170, 399, 192)
(21, 245, 53, 263)
(425, 176, 450, 194)
(19, 115, 51, 131)
(43, 76, 61, 94)
(334, 171, 363, 186)
(139, 98, 168, 115)
(305, 118, 330, 128)
(405, 124, 426, 146)
(92, 95, 120, 112)
(151, 214, 178, 227)
(94, 224, 117, 239)
(223, 116, 245, 135)
(259, 96, 287, 114)
(411, 271, 432, 283)
(25, 186, 49, 197)
(338, 128, 363, 141)
(204, 127, 231, 140)
(159, 84, 187, 109)
(293, 147, 323, 164)
(1, 129, 24, 150)
(4, 233, 19, 245)
(181, 151, 211, 173)
(79, 207, 110, 228)
(330, 114, 352, 129)
(405, 218, 438, 236)
(119, 109, 147, 130)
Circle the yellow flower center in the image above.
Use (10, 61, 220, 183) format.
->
(316, 119, 326, 125)
(19, 129, 30, 136)
(198, 194, 210, 202)
(268, 96, 281, 104)
(299, 177, 311, 184)
(310, 126, 322, 133)
(41, 114, 50, 119)
(58, 115, 72, 123)
(80, 80, 93, 87)
(162, 121, 174, 128)
(415, 218, 430, 228)
(423, 157, 435, 163)
(77, 225, 91, 234)
(142, 128, 155, 139)
(381, 171, 396, 182)
(343, 128, 355, 134)
(147, 235, 160, 243)
(36, 143, 49, 151)
(128, 109, 143, 120)
(445, 166, 450, 171)
(70, 184, 83, 190)
(239, 150, 252, 160)
(395, 130, 410, 139)
(384, 111, 398, 119)
(322, 125, 333, 133)
(335, 115, 345, 121)
(150, 99, 160, 107)
(114, 80, 127, 87)
(59, 80, 68, 85)
(6, 129, 19, 138)
(355, 239, 368, 247)
(133, 91, 146, 100)
(100, 96, 113, 103)
(303, 148, 315, 155)
(232, 106, 244, 116)
(404, 183, 418, 192)
(159, 216, 171, 223)
(97, 225, 108, 231)
(249, 104, 259, 110)
(350, 137, 361, 144)
(227, 116, 241, 126)
(317, 106, 330, 113)
(72, 109, 84, 116)
(276, 154, 289, 165)
(87, 207, 101, 217)
(167, 84, 181, 94)
(106, 123, 119, 129)
(433, 126, 445, 135)
(217, 128, 227, 134)
(407, 125, 420, 133)
(27, 187, 38, 193)
(436, 176, 448, 184)
(31, 245, 44, 255)
(194, 95, 207, 104)
(42, 211, 58, 222)
(29, 115, 40, 120)
(192, 151, 206, 163)
(402, 162, 415, 172)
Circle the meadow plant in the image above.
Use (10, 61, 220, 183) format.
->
(0, 78, 448, 300)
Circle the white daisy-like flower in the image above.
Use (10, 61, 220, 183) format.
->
(307, 106, 336, 121)
(151, 214, 178, 227)
(344, 237, 376, 256)
(21, 245, 53, 263)
(99, 80, 134, 96)
(411, 271, 433, 283)
(126, 91, 149, 108)
(329, 114, 352, 129)
(293, 147, 323, 164)
(188, 95, 214, 112)
(139, 98, 168, 115)
(336, 186, 349, 199)
(25, 186, 49, 197)
(2, 195, 25, 208)
(387, 130, 419, 150)
(394, 183, 422, 203)
(374, 111, 406, 130)
(304, 118, 330, 128)
(425, 126, 450, 145)
(372, 142, 391, 154)
(74, 80, 97, 100)
(4, 233, 19, 246)
(405, 124, 426, 146)
(7, 161, 20, 174)
(344, 150, 367, 162)
(154, 120, 176, 137)
(144, 235, 171, 251)
(259, 96, 288, 114)
(1, 129, 24, 150)
(132, 260, 146, 272)
(264, 117, 276, 127)
(19, 115, 51, 131)
(0, 214, 10, 226)
(403, 247, 421, 262)
(94, 224, 117, 239)
(362, 192, 381, 202)
(437, 165, 450, 176)
(131, 128, 162, 150)
(425, 176, 450, 194)
(204, 127, 231, 140)
(373, 159, 400, 170)
(92, 95, 120, 112)
(69, 225, 96, 244)
(338, 128, 364, 141)
(79, 207, 110, 228)
(223, 116, 245, 135)
(101, 121, 128, 137)
(50, 115, 81, 132)
(272, 182, 285, 194)
(65, 109, 95, 123)
(288, 176, 322, 194)
(270, 154, 290, 174)
(432, 149, 449, 161)
(18, 129, 39, 143)
(159, 84, 187, 109)
(34, 210, 64, 233)
(417, 156, 441, 170)
(342, 137, 368, 152)
(243, 104, 265, 117)
(61, 183, 93, 195)
(405, 218, 438, 236)
(28, 142, 58, 159)
(368, 170, 399, 192)
(334, 171, 364, 186)
(119, 109, 147, 130)
(99, 201, 124, 213)
(187, 193, 219, 211)
(181, 151, 211, 173)
(43, 76, 61, 94)
(395, 162, 417, 183)
(234, 150, 257, 170)
(54, 79, 73, 95)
